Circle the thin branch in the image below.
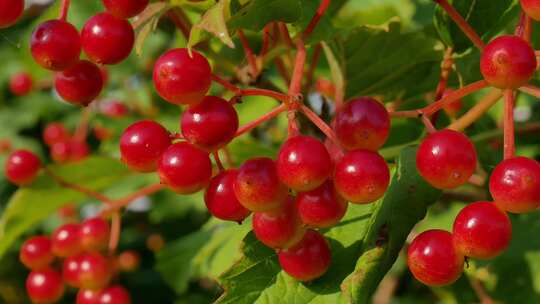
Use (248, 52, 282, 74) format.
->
(434, 0, 485, 50)
(212, 74, 241, 93)
(58, 0, 71, 21)
(235, 104, 287, 137)
(518, 84, 540, 98)
(503, 89, 516, 159)
(240, 89, 289, 103)
(213, 151, 225, 171)
(108, 212, 121, 254)
(421, 115, 437, 133)
(299, 104, 340, 146)
(238, 29, 259, 77)
(306, 44, 322, 91)
(448, 89, 502, 131)
(278, 22, 294, 48)
(421, 80, 488, 115)
(43, 167, 114, 204)
(101, 183, 165, 215)
(73, 107, 91, 142)
(303, 0, 331, 39)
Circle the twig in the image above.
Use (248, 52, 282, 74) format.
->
(448, 89, 502, 131)
(503, 89, 516, 159)
(434, 0, 485, 50)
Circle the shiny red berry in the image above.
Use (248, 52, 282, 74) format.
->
(153, 48, 212, 105)
(9, 72, 33, 96)
(19, 236, 54, 270)
(77, 252, 113, 290)
(204, 170, 251, 223)
(99, 285, 131, 304)
(77, 289, 101, 304)
(181, 96, 239, 151)
(51, 223, 83, 258)
(81, 12, 134, 65)
(334, 97, 390, 151)
(158, 142, 212, 194)
(43, 123, 70, 147)
(30, 20, 81, 71)
(120, 120, 171, 172)
(69, 140, 90, 162)
(521, 0, 540, 20)
(55, 60, 104, 106)
(103, 0, 148, 18)
(296, 180, 348, 228)
(234, 157, 288, 212)
(480, 35, 536, 89)
(62, 255, 82, 287)
(334, 150, 389, 204)
(5, 149, 41, 185)
(489, 156, 540, 213)
(0, 0, 24, 28)
(277, 135, 332, 192)
(416, 129, 477, 189)
(80, 217, 110, 251)
(407, 229, 464, 286)
(26, 268, 65, 304)
(277, 229, 331, 282)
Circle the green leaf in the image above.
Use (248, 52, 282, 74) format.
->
(189, 0, 235, 49)
(322, 42, 345, 103)
(133, 2, 170, 55)
(229, 0, 302, 31)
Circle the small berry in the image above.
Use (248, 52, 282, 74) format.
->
(80, 217, 110, 251)
(99, 285, 131, 304)
(0, 0, 24, 28)
(30, 20, 81, 71)
(153, 48, 212, 105)
(204, 170, 251, 222)
(26, 268, 65, 304)
(50, 140, 71, 163)
(69, 140, 90, 162)
(120, 120, 171, 172)
(9, 72, 33, 96)
(521, 0, 540, 20)
(277, 229, 331, 282)
(116, 250, 140, 272)
(296, 180, 348, 228)
(77, 289, 101, 304)
(43, 123, 70, 147)
(5, 149, 41, 185)
(102, 0, 149, 19)
(55, 60, 104, 106)
(100, 100, 129, 118)
(77, 252, 113, 290)
(62, 255, 82, 287)
(51, 223, 83, 258)
(19, 236, 54, 270)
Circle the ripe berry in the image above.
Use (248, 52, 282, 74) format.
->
(103, 0, 149, 19)
(99, 285, 131, 304)
(26, 268, 65, 304)
(452, 201, 511, 259)
(489, 157, 540, 213)
(120, 120, 171, 172)
(9, 72, 33, 96)
(77, 289, 101, 304)
(416, 129, 477, 189)
(0, 0, 24, 28)
(100, 100, 128, 118)
(51, 223, 83, 257)
(181, 96, 239, 152)
(62, 255, 82, 287)
(315, 78, 335, 98)
(69, 140, 90, 162)
(480, 35, 536, 89)
(158, 142, 212, 194)
(19, 236, 54, 270)
(77, 252, 113, 290)
(234, 157, 288, 212)
(153, 48, 212, 105)
(30, 20, 81, 71)
(55, 60, 104, 106)
(81, 12, 134, 65)
(5, 150, 41, 185)
(333, 150, 390, 204)
(296, 180, 348, 228)
(43, 123, 70, 147)
(334, 97, 390, 151)
(80, 217, 110, 251)
(253, 197, 306, 249)
(521, 0, 540, 20)
(407, 229, 464, 286)
(116, 250, 140, 272)
(277, 135, 332, 192)
(204, 170, 251, 223)
(277, 229, 331, 282)
(50, 140, 71, 163)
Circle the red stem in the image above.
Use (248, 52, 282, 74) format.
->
(241, 89, 289, 103)
(519, 84, 540, 98)
(102, 183, 166, 215)
(58, 0, 71, 21)
(503, 89, 516, 159)
(274, 57, 291, 84)
(73, 107, 91, 142)
(306, 44, 322, 91)
(434, 0, 485, 50)
(422, 80, 488, 115)
(235, 104, 287, 137)
(213, 152, 225, 171)
(422, 115, 437, 133)
(299, 104, 340, 146)
(260, 25, 272, 57)
(430, 47, 454, 124)
(108, 212, 121, 254)
(212, 74, 241, 93)
(238, 29, 259, 77)
(303, 0, 331, 39)
(288, 40, 307, 95)
(167, 8, 191, 39)
(278, 22, 294, 48)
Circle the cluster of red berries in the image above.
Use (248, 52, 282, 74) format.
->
(20, 217, 132, 303)
(43, 122, 90, 164)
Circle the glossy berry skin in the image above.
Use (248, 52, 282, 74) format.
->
(43, 123, 70, 147)
(9, 72, 33, 96)
(276, 135, 332, 192)
(277, 229, 331, 282)
(103, 0, 148, 18)
(81, 13, 134, 65)
(0, 0, 24, 28)
(19, 236, 54, 270)
(26, 268, 65, 304)
(5, 150, 41, 185)
(334, 150, 390, 204)
(77, 252, 112, 290)
(62, 255, 82, 287)
(452, 201, 511, 259)
(234, 157, 288, 212)
(99, 286, 131, 304)
(51, 223, 83, 258)
(158, 142, 212, 194)
(489, 157, 540, 213)
(55, 60, 104, 106)
(334, 97, 390, 151)
(77, 289, 101, 304)
(416, 129, 477, 189)
(181, 96, 239, 152)
(296, 180, 348, 228)
(253, 197, 306, 249)
(407, 229, 464, 287)
(521, 0, 540, 20)
(480, 35, 536, 89)
(204, 170, 251, 223)
(120, 120, 171, 172)
(153, 48, 212, 105)
(80, 217, 110, 251)
(30, 20, 81, 71)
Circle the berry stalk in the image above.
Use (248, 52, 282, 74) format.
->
(238, 29, 259, 77)
(299, 104, 340, 146)
(303, 0, 331, 39)
(108, 212, 121, 253)
(235, 103, 287, 137)
(448, 89, 502, 131)
(503, 89, 516, 159)
(434, 0, 485, 50)
(58, 0, 71, 21)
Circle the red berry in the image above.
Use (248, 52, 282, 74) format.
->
(0, 0, 24, 28)
(333, 150, 389, 204)
(315, 78, 335, 98)
(521, 0, 540, 20)
(5, 149, 41, 185)
(416, 129, 477, 189)
(80, 217, 110, 251)
(81, 12, 134, 65)
(452, 201, 512, 259)
(26, 268, 65, 304)
(181, 96, 239, 151)
(30, 20, 81, 71)
(407, 229, 464, 286)
(55, 60, 104, 106)
(116, 250, 140, 272)
(296, 180, 348, 228)
(103, 0, 149, 19)
(51, 223, 83, 258)
(277, 229, 331, 282)
(100, 100, 129, 118)
(480, 35, 536, 89)
(276, 135, 332, 192)
(253, 197, 306, 249)
(153, 48, 212, 105)
(19, 236, 54, 270)
(77, 252, 113, 290)
(120, 120, 171, 172)
(204, 170, 251, 223)
(62, 255, 82, 287)
(489, 156, 540, 213)
(334, 97, 390, 151)
(50, 140, 71, 163)
(43, 123, 70, 147)
(69, 140, 90, 162)
(99, 286, 131, 304)
(234, 157, 288, 212)
(9, 72, 33, 96)
(77, 289, 101, 304)
(158, 142, 212, 194)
